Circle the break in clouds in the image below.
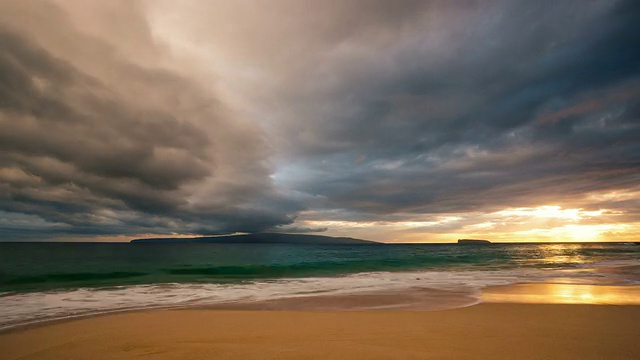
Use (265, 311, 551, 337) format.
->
(1, 0, 638, 241)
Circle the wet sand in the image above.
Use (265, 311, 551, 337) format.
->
(482, 283, 640, 305)
(1, 303, 639, 360)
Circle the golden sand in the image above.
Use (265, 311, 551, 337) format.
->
(1, 303, 639, 360)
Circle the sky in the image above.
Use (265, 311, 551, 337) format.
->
(0, 0, 638, 243)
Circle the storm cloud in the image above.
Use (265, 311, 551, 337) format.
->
(1, 0, 638, 242)
(0, 0, 300, 239)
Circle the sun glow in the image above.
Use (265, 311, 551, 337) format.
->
(295, 203, 635, 243)
(514, 224, 623, 242)
(497, 206, 603, 221)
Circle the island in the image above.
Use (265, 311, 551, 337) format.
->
(457, 239, 492, 245)
(131, 233, 379, 245)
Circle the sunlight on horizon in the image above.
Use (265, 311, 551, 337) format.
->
(293, 205, 635, 243)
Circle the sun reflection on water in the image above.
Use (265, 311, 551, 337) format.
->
(537, 243, 587, 266)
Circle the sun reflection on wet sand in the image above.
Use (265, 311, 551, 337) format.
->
(482, 284, 640, 305)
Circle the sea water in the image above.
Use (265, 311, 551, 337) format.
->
(0, 242, 638, 330)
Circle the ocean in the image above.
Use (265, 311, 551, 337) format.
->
(1, 242, 638, 330)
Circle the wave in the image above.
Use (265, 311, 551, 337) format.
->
(2, 260, 637, 331)
(4, 271, 149, 285)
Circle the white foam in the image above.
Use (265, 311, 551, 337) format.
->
(580, 259, 639, 269)
(0, 265, 631, 331)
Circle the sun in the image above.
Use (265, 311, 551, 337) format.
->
(562, 225, 603, 242)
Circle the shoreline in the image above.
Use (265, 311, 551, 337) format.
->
(2, 303, 639, 359)
(2, 282, 640, 335)
(2, 257, 637, 333)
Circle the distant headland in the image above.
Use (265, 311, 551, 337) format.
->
(457, 239, 492, 244)
(131, 233, 379, 245)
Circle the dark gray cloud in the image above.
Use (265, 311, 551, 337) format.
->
(0, 0, 301, 239)
(1, 0, 638, 241)
(269, 0, 640, 220)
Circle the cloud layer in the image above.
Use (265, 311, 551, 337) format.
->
(0, 0, 300, 238)
(1, 0, 639, 241)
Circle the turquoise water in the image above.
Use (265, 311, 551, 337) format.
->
(1, 242, 638, 293)
(0, 242, 638, 329)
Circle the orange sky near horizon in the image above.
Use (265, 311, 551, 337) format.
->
(65, 201, 639, 243)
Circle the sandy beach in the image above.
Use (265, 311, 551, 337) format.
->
(1, 302, 639, 360)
